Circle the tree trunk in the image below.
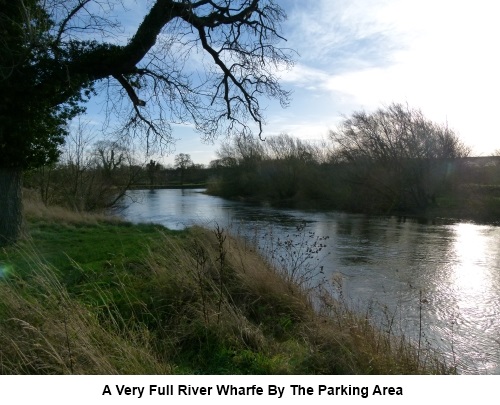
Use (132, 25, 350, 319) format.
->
(0, 167, 23, 247)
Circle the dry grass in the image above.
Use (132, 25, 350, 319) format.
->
(22, 188, 121, 225)
(0, 253, 171, 374)
(140, 226, 449, 374)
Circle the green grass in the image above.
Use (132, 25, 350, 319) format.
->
(24, 222, 166, 270)
(0, 199, 452, 375)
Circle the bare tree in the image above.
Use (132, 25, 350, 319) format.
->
(330, 103, 470, 212)
(26, 120, 142, 211)
(146, 159, 162, 187)
(93, 140, 128, 177)
(174, 153, 193, 185)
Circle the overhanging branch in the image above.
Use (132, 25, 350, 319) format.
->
(112, 73, 146, 106)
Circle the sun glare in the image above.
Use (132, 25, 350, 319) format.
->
(450, 223, 490, 296)
(0, 263, 13, 279)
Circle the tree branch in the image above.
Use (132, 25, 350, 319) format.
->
(36, 0, 290, 145)
(112, 73, 146, 106)
(55, 0, 92, 46)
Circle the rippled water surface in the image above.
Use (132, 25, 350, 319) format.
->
(120, 189, 500, 374)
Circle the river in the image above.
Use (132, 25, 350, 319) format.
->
(119, 188, 500, 374)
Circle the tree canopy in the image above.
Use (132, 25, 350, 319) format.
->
(0, 0, 293, 170)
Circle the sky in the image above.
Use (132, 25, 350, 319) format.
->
(84, 0, 500, 165)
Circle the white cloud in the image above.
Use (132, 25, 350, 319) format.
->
(286, 0, 401, 69)
(278, 0, 500, 154)
(279, 64, 330, 87)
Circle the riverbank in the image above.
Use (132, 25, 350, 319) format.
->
(205, 188, 500, 226)
(0, 193, 451, 374)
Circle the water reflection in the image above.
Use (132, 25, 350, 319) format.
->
(120, 189, 500, 374)
(451, 224, 489, 302)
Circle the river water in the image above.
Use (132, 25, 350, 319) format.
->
(119, 188, 500, 374)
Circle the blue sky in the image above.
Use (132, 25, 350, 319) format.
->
(84, 0, 500, 165)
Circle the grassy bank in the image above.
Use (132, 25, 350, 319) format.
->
(0, 195, 451, 374)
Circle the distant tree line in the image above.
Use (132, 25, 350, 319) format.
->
(24, 122, 212, 212)
(207, 103, 500, 221)
(142, 153, 209, 189)
(207, 133, 331, 206)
